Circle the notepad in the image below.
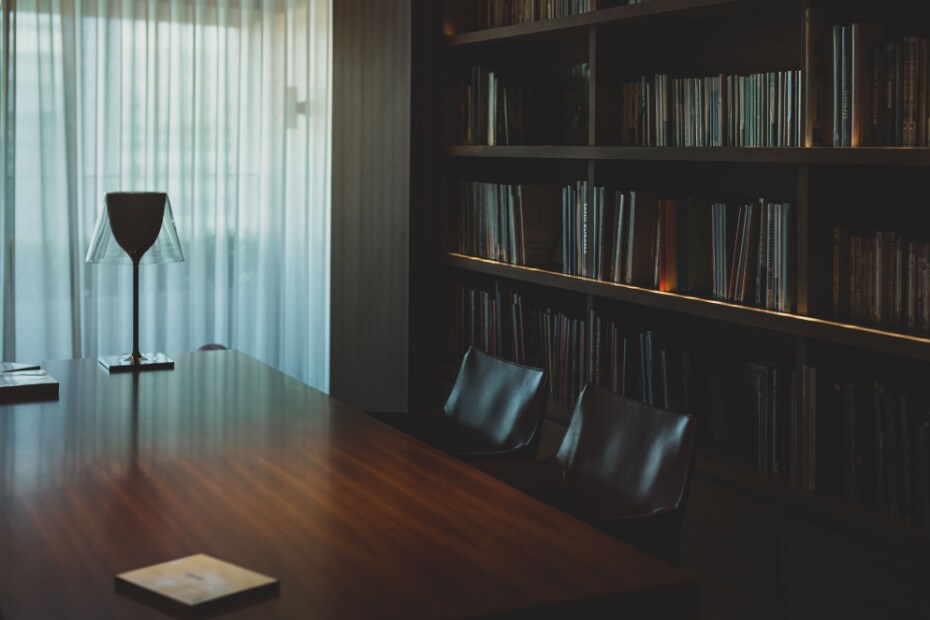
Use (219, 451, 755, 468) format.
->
(115, 554, 279, 608)
(0, 369, 59, 403)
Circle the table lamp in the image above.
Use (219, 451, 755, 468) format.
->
(86, 192, 184, 372)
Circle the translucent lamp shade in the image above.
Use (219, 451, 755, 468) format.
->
(86, 192, 184, 265)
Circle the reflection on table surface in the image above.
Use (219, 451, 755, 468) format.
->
(0, 350, 696, 619)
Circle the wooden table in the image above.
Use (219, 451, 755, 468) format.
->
(0, 350, 696, 618)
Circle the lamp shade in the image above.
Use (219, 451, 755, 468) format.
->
(86, 192, 184, 265)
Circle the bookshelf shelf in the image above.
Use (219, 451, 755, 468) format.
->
(426, 1, 930, 616)
(444, 0, 802, 47)
(446, 145, 595, 159)
(446, 145, 930, 166)
(446, 253, 930, 361)
(445, 7, 598, 46)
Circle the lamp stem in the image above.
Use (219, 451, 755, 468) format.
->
(132, 257, 141, 365)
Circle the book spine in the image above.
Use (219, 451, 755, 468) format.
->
(841, 25, 851, 147)
(580, 180, 588, 278)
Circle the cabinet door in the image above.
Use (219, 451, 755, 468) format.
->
(786, 513, 930, 620)
(681, 476, 778, 620)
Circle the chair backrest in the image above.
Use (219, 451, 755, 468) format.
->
(198, 343, 228, 351)
(443, 347, 547, 456)
(555, 384, 696, 519)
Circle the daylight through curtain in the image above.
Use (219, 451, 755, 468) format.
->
(0, 0, 331, 390)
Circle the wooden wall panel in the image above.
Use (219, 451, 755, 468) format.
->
(331, 0, 412, 412)
(785, 514, 930, 620)
(681, 477, 779, 620)
(407, 0, 443, 413)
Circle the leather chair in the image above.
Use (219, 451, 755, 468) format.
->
(376, 347, 547, 461)
(197, 343, 228, 351)
(477, 384, 696, 565)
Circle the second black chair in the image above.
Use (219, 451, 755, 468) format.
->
(377, 347, 547, 461)
(476, 384, 696, 565)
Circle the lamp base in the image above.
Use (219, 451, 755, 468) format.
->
(98, 352, 175, 373)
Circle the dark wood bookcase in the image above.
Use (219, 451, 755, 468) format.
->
(417, 0, 930, 617)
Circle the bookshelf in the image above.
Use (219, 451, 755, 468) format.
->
(424, 0, 930, 618)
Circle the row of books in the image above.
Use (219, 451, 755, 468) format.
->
(582, 322, 786, 449)
(656, 197, 707, 294)
(621, 70, 804, 147)
(711, 200, 796, 312)
(583, 312, 690, 412)
(558, 183, 796, 310)
(450, 281, 658, 405)
(561, 184, 665, 285)
(451, 281, 688, 408)
(451, 280, 528, 365)
(538, 308, 685, 407)
(459, 64, 589, 146)
(457, 178, 799, 312)
(474, 0, 592, 30)
(561, 181, 594, 278)
(741, 361, 791, 473)
(819, 377, 930, 529)
(457, 181, 559, 266)
(561, 185, 709, 291)
(832, 228, 930, 331)
(450, 287, 768, 441)
(461, 67, 527, 146)
(451, 277, 583, 403)
(537, 308, 587, 404)
(563, 63, 590, 146)
(450, 278, 930, 533)
(830, 25, 930, 147)
(739, 361, 930, 531)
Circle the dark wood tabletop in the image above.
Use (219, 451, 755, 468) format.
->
(0, 350, 696, 619)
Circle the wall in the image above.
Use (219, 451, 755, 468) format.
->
(330, 0, 411, 412)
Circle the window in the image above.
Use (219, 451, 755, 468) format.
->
(1, 0, 331, 389)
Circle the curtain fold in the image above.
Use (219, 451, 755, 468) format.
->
(0, 0, 331, 390)
(0, 1, 15, 360)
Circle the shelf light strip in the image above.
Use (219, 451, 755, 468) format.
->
(446, 253, 930, 348)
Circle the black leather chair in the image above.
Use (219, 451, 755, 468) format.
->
(477, 384, 696, 565)
(197, 343, 228, 351)
(377, 347, 547, 461)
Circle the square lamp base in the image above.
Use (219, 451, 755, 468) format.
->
(98, 352, 175, 373)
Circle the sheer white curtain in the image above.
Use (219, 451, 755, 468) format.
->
(0, 0, 331, 390)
